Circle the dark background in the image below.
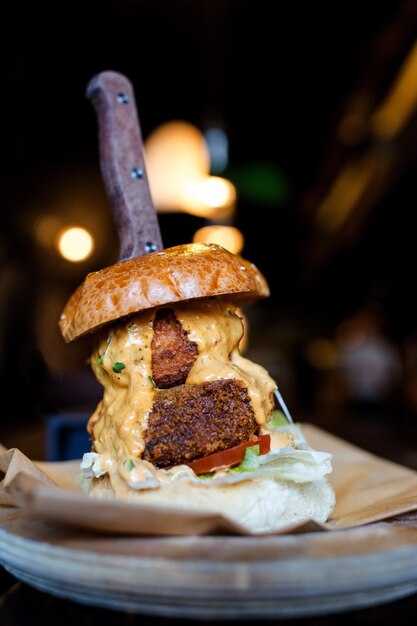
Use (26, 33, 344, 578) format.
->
(2, 0, 417, 463)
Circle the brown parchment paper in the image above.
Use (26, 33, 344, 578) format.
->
(2, 423, 417, 536)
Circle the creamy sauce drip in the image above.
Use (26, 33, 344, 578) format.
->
(88, 312, 156, 490)
(88, 297, 277, 494)
(176, 299, 276, 425)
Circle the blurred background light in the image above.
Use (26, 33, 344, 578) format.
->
(314, 156, 377, 232)
(371, 39, 417, 140)
(56, 226, 94, 262)
(338, 112, 369, 146)
(203, 126, 229, 174)
(182, 176, 236, 218)
(145, 121, 209, 212)
(305, 338, 338, 370)
(227, 161, 289, 205)
(193, 224, 244, 254)
(144, 120, 236, 218)
(34, 214, 63, 248)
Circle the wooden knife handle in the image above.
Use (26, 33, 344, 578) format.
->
(86, 71, 163, 260)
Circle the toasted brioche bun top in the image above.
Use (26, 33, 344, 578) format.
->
(59, 243, 269, 342)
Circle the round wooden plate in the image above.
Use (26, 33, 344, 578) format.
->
(1, 509, 417, 618)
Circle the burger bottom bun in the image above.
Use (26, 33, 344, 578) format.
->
(87, 475, 335, 533)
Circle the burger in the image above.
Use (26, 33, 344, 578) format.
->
(59, 242, 335, 532)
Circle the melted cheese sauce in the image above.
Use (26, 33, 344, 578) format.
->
(88, 297, 278, 494)
(176, 299, 276, 425)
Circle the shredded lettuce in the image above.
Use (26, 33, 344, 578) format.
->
(269, 410, 288, 428)
(233, 444, 261, 472)
(80, 452, 106, 478)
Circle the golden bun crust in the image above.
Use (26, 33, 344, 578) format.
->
(59, 243, 269, 342)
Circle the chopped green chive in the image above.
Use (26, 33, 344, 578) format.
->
(96, 355, 104, 366)
(148, 375, 157, 387)
(123, 459, 136, 471)
(113, 362, 126, 373)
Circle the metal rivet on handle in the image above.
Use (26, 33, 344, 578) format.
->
(145, 242, 158, 253)
(131, 167, 144, 179)
(116, 93, 129, 104)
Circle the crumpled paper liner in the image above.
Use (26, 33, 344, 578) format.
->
(2, 424, 417, 536)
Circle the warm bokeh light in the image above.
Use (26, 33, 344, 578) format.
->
(371, 40, 417, 140)
(56, 226, 94, 262)
(182, 176, 236, 218)
(338, 112, 368, 146)
(193, 224, 244, 254)
(34, 214, 63, 247)
(144, 121, 236, 218)
(314, 154, 380, 232)
(305, 338, 338, 369)
(145, 121, 209, 211)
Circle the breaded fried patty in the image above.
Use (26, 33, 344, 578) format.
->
(151, 308, 198, 388)
(143, 379, 258, 468)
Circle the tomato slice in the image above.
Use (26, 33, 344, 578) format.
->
(184, 433, 271, 475)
